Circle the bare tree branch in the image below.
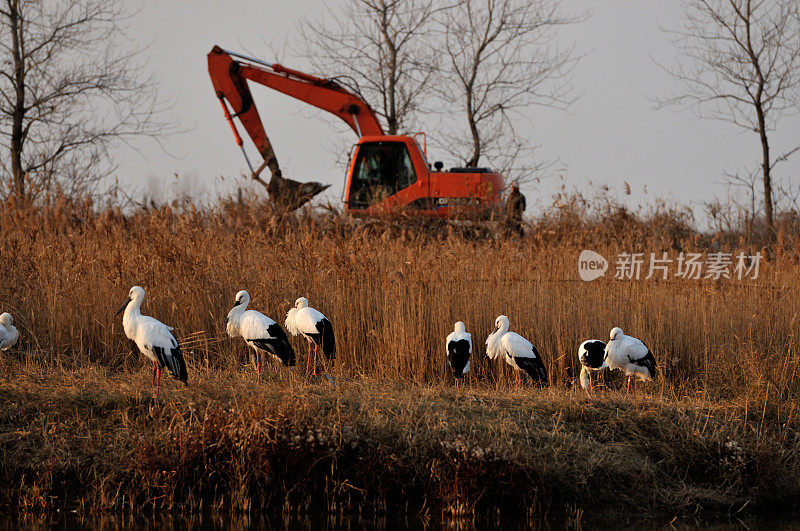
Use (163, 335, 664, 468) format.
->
(297, 0, 442, 135)
(657, 0, 800, 235)
(433, 0, 585, 183)
(0, 0, 177, 201)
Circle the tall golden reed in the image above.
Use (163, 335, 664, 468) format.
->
(0, 193, 797, 401)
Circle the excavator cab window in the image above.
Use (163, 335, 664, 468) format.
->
(350, 142, 417, 209)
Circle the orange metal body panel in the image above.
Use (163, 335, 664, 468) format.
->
(344, 136, 504, 217)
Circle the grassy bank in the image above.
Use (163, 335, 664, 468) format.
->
(1, 364, 799, 519)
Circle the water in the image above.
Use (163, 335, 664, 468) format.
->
(6, 512, 800, 530)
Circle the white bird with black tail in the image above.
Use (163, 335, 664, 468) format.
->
(115, 286, 188, 396)
(446, 321, 472, 387)
(227, 290, 295, 372)
(602, 327, 657, 392)
(0, 313, 19, 350)
(285, 297, 335, 376)
(486, 315, 547, 386)
(578, 339, 606, 390)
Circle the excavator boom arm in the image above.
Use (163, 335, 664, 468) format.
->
(208, 46, 383, 169)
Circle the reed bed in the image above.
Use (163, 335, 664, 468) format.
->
(1, 196, 798, 398)
(1, 195, 800, 518)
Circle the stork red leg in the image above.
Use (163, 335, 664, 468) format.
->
(155, 367, 162, 397)
(152, 361, 157, 386)
(305, 341, 311, 376)
(627, 375, 632, 394)
(313, 344, 318, 376)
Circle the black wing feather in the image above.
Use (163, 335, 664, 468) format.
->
(580, 340, 606, 369)
(149, 344, 167, 367)
(447, 339, 471, 378)
(152, 342, 188, 384)
(250, 323, 296, 367)
(632, 350, 657, 379)
(305, 318, 336, 360)
(515, 347, 548, 383)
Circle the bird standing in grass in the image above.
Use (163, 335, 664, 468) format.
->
(0, 313, 19, 351)
(115, 286, 188, 396)
(486, 315, 547, 386)
(227, 290, 295, 373)
(285, 297, 335, 376)
(578, 339, 606, 390)
(446, 321, 472, 387)
(602, 327, 657, 392)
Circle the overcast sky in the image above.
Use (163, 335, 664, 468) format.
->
(114, 1, 800, 217)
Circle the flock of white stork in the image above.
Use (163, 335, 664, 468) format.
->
(447, 318, 657, 392)
(0, 286, 657, 396)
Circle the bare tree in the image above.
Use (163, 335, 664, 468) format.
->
(299, 0, 441, 135)
(659, 0, 800, 236)
(0, 0, 171, 202)
(436, 0, 583, 176)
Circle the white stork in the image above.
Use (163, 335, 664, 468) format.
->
(115, 286, 188, 396)
(285, 297, 335, 376)
(226, 290, 295, 372)
(486, 315, 547, 386)
(446, 321, 472, 387)
(577, 339, 606, 390)
(602, 327, 657, 392)
(0, 313, 19, 350)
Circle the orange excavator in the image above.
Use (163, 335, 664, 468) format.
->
(208, 46, 504, 216)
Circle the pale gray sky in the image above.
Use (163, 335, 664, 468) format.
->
(115, 1, 800, 216)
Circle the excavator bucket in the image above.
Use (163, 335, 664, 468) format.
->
(267, 176, 330, 213)
(208, 46, 331, 211)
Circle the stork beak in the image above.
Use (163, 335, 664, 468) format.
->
(115, 298, 131, 318)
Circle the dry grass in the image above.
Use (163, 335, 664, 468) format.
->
(2, 364, 799, 519)
(1, 195, 800, 518)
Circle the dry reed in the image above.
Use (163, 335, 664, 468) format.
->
(1, 194, 800, 518)
(0, 195, 798, 397)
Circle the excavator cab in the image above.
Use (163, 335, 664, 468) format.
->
(348, 141, 417, 209)
(343, 134, 504, 217)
